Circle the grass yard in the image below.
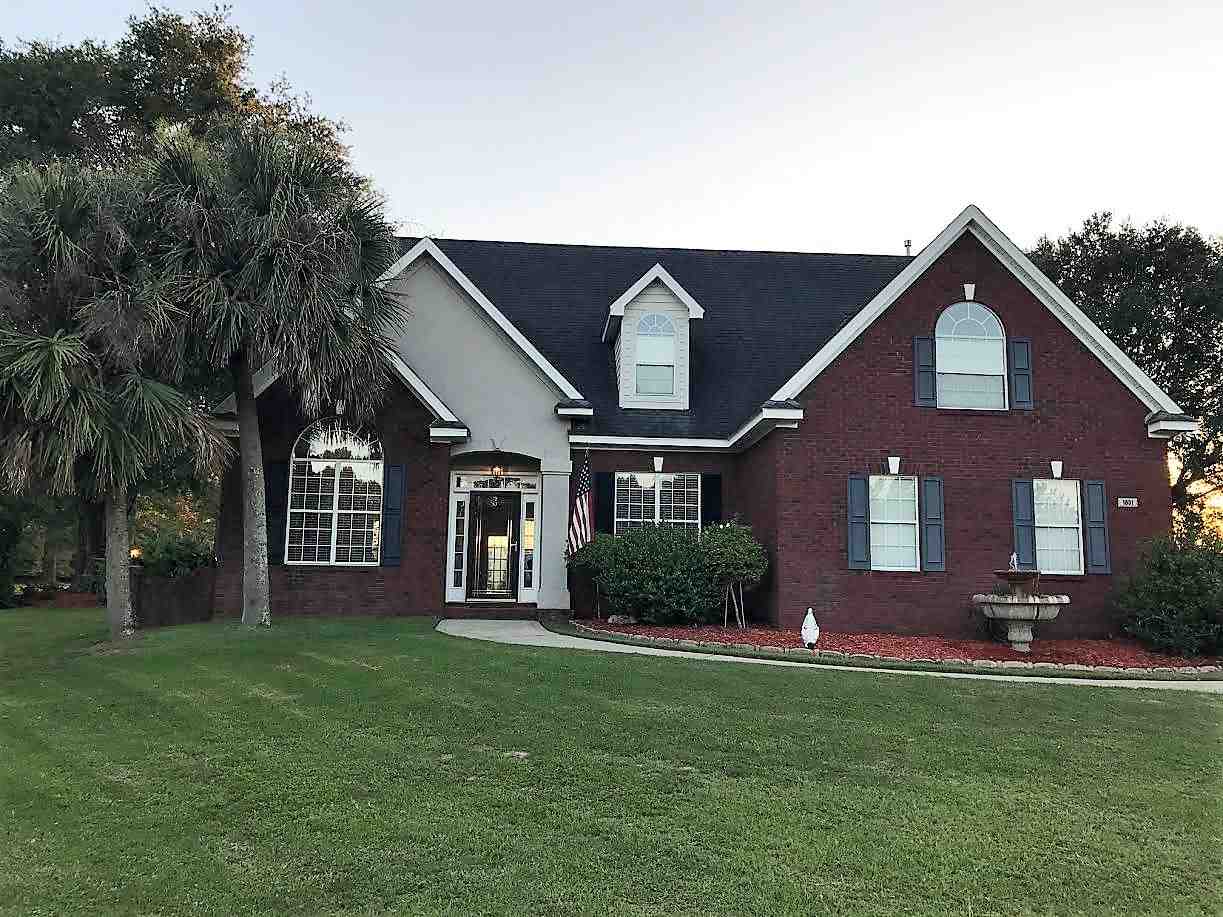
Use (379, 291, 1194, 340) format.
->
(1, 609, 1221, 917)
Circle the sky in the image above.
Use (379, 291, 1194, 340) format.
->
(9, 1, 1223, 254)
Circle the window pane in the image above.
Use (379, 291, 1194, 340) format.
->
(869, 476, 917, 523)
(635, 363, 674, 395)
(287, 510, 333, 563)
(290, 460, 337, 511)
(1036, 525, 1083, 574)
(453, 500, 466, 587)
(936, 336, 1006, 375)
(936, 373, 1006, 409)
(335, 512, 380, 564)
(870, 522, 918, 570)
(337, 462, 383, 512)
(660, 473, 701, 527)
(614, 473, 657, 533)
(1034, 479, 1080, 527)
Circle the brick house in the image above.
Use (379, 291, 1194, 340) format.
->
(212, 205, 1197, 637)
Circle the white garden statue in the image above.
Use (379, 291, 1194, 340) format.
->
(801, 608, 820, 649)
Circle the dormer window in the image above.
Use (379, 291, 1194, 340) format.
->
(635, 313, 676, 396)
(602, 263, 705, 411)
(934, 302, 1007, 410)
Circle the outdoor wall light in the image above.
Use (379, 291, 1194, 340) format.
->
(1050, 460, 1063, 479)
(888, 456, 901, 475)
(963, 282, 976, 301)
(491, 465, 504, 479)
(653, 456, 664, 472)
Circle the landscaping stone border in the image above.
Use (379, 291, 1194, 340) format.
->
(571, 622, 1223, 678)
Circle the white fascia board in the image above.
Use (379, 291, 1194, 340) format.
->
(385, 352, 461, 423)
(769, 204, 1185, 417)
(213, 351, 461, 430)
(1147, 418, 1199, 439)
(602, 263, 706, 342)
(556, 405, 595, 417)
(569, 405, 804, 453)
(387, 238, 583, 400)
(429, 426, 470, 443)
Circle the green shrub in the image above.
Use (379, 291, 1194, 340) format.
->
(701, 522, 768, 591)
(136, 530, 214, 578)
(1115, 520, 1223, 657)
(569, 526, 721, 625)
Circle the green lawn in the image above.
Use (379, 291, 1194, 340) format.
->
(1, 609, 1220, 917)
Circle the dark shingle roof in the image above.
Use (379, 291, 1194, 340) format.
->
(401, 237, 910, 438)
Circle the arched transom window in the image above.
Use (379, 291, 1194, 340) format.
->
(635, 312, 676, 396)
(934, 301, 1007, 410)
(287, 418, 384, 565)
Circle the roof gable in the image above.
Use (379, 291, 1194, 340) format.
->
(601, 263, 705, 343)
(769, 204, 1186, 420)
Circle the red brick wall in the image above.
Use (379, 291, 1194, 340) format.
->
(212, 382, 451, 618)
(753, 232, 1170, 638)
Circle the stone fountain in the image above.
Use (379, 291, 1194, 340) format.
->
(971, 555, 1070, 653)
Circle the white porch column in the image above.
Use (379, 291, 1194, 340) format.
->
(538, 460, 572, 610)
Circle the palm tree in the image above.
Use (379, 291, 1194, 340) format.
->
(146, 119, 406, 627)
(0, 160, 226, 640)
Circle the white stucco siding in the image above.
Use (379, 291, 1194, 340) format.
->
(618, 280, 690, 410)
(388, 255, 572, 608)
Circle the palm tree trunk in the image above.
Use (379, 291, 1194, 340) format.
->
(232, 343, 271, 627)
(104, 485, 134, 641)
(39, 528, 56, 590)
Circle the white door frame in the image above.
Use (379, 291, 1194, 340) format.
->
(444, 471, 541, 603)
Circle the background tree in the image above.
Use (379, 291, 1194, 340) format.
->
(1031, 214, 1223, 512)
(0, 160, 225, 638)
(148, 119, 405, 627)
(0, 6, 347, 168)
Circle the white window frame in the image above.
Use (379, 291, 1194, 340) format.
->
(868, 474, 920, 572)
(634, 312, 677, 398)
(613, 471, 701, 534)
(285, 424, 384, 567)
(1033, 478, 1085, 576)
(934, 301, 1009, 411)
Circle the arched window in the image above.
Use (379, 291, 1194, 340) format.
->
(287, 418, 384, 565)
(635, 313, 676, 396)
(934, 302, 1007, 409)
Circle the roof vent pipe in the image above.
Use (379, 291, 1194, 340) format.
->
(904, 239, 912, 256)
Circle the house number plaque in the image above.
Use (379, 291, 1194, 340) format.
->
(1117, 497, 1139, 508)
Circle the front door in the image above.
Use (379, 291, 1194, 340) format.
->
(466, 492, 521, 600)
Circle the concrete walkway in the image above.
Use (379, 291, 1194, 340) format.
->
(436, 619, 1223, 694)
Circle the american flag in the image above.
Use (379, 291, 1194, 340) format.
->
(567, 451, 594, 554)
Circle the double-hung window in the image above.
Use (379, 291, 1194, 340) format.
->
(868, 475, 920, 571)
(1033, 479, 1083, 575)
(635, 313, 676, 396)
(286, 419, 384, 565)
(613, 471, 701, 534)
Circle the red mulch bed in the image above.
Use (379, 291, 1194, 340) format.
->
(589, 623, 1219, 669)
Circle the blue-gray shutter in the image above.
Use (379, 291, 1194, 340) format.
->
(1082, 480, 1111, 574)
(264, 461, 289, 565)
(381, 464, 405, 566)
(1012, 480, 1037, 570)
(700, 474, 722, 526)
(920, 477, 945, 572)
(848, 475, 870, 569)
(1008, 338, 1034, 410)
(593, 472, 614, 534)
(914, 336, 936, 407)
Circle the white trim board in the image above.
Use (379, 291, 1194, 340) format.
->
(769, 204, 1189, 422)
(386, 239, 583, 400)
(601, 263, 705, 342)
(570, 404, 803, 454)
(214, 351, 463, 426)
